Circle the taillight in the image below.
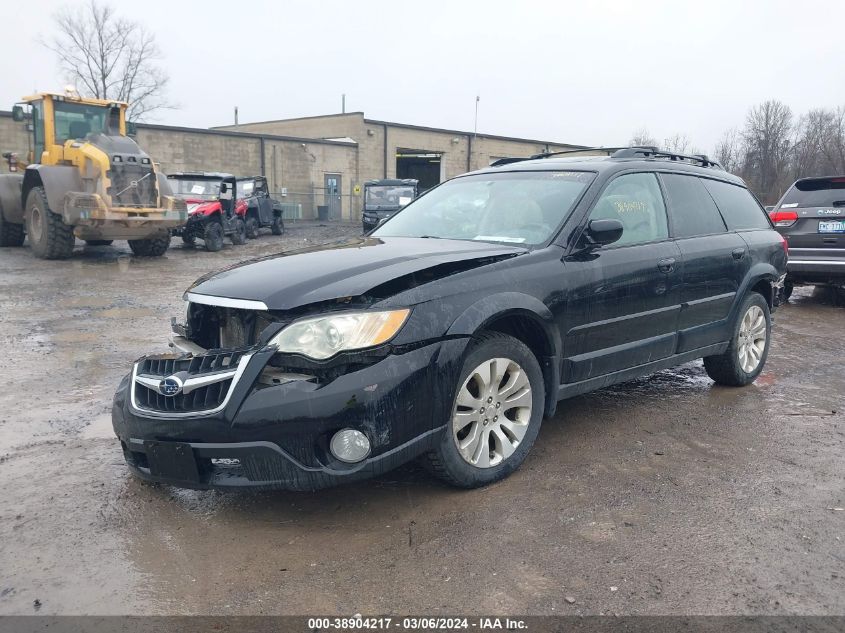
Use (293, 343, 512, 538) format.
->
(770, 210, 798, 227)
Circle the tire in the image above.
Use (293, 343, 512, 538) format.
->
(0, 207, 25, 247)
(245, 216, 259, 239)
(25, 187, 75, 259)
(271, 215, 284, 235)
(128, 234, 171, 257)
(203, 221, 224, 252)
(181, 234, 196, 246)
(230, 218, 247, 245)
(423, 332, 545, 488)
(783, 281, 794, 301)
(84, 240, 113, 246)
(704, 292, 771, 387)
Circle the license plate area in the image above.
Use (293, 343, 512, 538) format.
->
(144, 441, 201, 483)
(818, 220, 845, 233)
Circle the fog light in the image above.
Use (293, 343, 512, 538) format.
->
(330, 429, 371, 463)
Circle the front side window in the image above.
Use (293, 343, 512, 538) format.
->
(701, 178, 770, 230)
(52, 102, 111, 143)
(373, 171, 595, 245)
(588, 172, 668, 246)
(661, 173, 727, 238)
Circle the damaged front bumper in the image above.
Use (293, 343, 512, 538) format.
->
(111, 336, 458, 491)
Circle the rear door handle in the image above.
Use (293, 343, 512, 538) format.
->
(732, 247, 746, 260)
(657, 257, 676, 273)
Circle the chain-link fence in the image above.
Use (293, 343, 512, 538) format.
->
(269, 188, 363, 222)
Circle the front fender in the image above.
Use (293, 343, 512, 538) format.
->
(446, 292, 561, 417)
(24, 165, 82, 212)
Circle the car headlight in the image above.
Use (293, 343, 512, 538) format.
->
(268, 309, 410, 360)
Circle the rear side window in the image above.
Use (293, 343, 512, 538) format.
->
(779, 178, 845, 208)
(701, 179, 770, 230)
(661, 173, 727, 238)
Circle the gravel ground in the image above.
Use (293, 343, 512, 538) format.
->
(0, 221, 842, 616)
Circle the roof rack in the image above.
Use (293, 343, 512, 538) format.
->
(610, 147, 723, 169)
(489, 146, 723, 170)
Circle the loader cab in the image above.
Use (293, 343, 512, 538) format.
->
(12, 93, 129, 166)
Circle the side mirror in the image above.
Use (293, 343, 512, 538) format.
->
(11, 105, 25, 122)
(584, 218, 623, 248)
(126, 121, 137, 136)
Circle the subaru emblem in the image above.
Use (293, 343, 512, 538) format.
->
(159, 376, 183, 397)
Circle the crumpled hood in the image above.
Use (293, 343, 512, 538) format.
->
(186, 237, 526, 310)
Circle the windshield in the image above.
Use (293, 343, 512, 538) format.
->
(372, 171, 595, 245)
(168, 178, 221, 200)
(237, 179, 267, 198)
(780, 178, 845, 208)
(365, 185, 416, 210)
(53, 102, 115, 143)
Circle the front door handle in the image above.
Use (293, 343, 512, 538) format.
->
(657, 257, 676, 273)
(732, 247, 746, 260)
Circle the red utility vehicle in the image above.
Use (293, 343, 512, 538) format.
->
(167, 172, 247, 251)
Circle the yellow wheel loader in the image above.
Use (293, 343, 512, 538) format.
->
(0, 91, 187, 259)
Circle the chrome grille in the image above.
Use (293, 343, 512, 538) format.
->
(131, 350, 251, 417)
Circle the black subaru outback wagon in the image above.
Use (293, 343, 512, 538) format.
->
(112, 147, 787, 491)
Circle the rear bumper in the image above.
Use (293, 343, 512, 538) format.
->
(787, 250, 845, 284)
(64, 193, 187, 239)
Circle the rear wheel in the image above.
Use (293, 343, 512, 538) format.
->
(25, 186, 75, 259)
(704, 292, 771, 386)
(128, 234, 170, 257)
(230, 218, 247, 245)
(203, 221, 224, 252)
(423, 332, 545, 488)
(271, 215, 284, 235)
(0, 208, 25, 247)
(181, 234, 196, 246)
(245, 216, 259, 239)
(84, 240, 113, 246)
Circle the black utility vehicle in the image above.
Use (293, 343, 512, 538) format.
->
(113, 147, 787, 491)
(361, 178, 418, 233)
(769, 176, 845, 297)
(168, 172, 247, 252)
(237, 176, 285, 239)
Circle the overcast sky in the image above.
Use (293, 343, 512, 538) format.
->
(3, 0, 844, 151)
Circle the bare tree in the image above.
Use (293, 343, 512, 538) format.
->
(662, 133, 691, 154)
(714, 128, 743, 174)
(45, 0, 171, 120)
(740, 100, 794, 203)
(629, 128, 657, 147)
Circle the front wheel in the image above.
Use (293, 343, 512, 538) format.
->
(704, 292, 771, 386)
(203, 221, 224, 252)
(128, 234, 171, 257)
(0, 210, 25, 247)
(423, 332, 545, 488)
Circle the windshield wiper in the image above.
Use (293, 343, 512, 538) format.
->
(831, 200, 845, 207)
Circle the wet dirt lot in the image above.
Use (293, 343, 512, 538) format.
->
(0, 222, 842, 616)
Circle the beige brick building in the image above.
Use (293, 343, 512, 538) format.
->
(0, 109, 585, 220)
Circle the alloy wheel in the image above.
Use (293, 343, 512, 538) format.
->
(452, 357, 533, 468)
(737, 305, 767, 373)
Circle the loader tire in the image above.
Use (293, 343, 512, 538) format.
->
(129, 235, 171, 257)
(25, 187, 75, 259)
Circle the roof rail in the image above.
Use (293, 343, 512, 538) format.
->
(489, 147, 624, 167)
(611, 147, 723, 169)
(489, 146, 723, 170)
